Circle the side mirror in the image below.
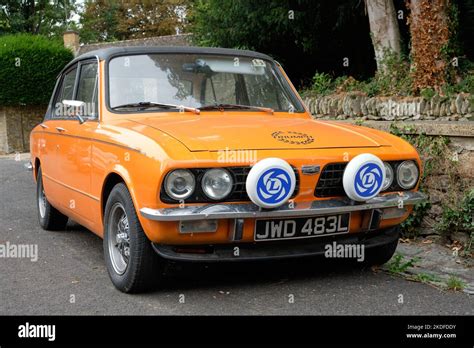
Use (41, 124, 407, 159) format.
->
(62, 100, 86, 124)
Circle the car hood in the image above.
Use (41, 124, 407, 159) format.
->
(130, 114, 391, 152)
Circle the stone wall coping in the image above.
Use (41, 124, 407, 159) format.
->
(303, 93, 472, 122)
(330, 120, 474, 138)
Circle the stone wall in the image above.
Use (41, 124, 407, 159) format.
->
(303, 93, 473, 121)
(330, 120, 473, 179)
(0, 106, 46, 154)
(310, 119, 473, 237)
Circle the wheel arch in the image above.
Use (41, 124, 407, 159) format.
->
(33, 157, 41, 181)
(101, 172, 127, 221)
(100, 166, 144, 225)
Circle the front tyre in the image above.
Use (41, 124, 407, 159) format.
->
(103, 183, 163, 293)
(36, 167, 68, 231)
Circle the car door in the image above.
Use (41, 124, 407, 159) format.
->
(40, 64, 79, 211)
(53, 59, 99, 227)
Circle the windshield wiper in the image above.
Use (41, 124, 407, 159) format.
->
(112, 102, 200, 114)
(198, 103, 274, 114)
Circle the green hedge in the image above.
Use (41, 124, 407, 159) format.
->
(0, 34, 73, 106)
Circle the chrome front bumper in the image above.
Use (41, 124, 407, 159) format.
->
(140, 191, 426, 222)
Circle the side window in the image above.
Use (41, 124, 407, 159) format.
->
(77, 62, 98, 119)
(53, 66, 77, 118)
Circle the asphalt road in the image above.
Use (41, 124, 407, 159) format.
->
(0, 157, 472, 315)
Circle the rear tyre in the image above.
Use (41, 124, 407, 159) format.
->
(103, 183, 164, 293)
(36, 167, 69, 231)
(364, 228, 400, 266)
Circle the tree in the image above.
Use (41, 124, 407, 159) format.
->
(79, 0, 120, 42)
(0, 0, 77, 37)
(365, 0, 402, 72)
(79, 0, 189, 43)
(407, 0, 451, 92)
(190, 0, 376, 87)
(115, 0, 186, 39)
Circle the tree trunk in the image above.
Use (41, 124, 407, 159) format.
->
(365, 0, 401, 72)
(408, 0, 450, 93)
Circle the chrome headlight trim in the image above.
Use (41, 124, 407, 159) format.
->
(164, 169, 196, 200)
(397, 160, 419, 189)
(201, 168, 233, 200)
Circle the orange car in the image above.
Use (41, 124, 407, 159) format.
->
(30, 47, 426, 293)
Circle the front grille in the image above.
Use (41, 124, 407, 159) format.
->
(161, 166, 300, 204)
(314, 163, 347, 197)
(227, 166, 252, 201)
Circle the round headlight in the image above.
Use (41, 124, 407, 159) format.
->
(201, 168, 233, 200)
(164, 169, 195, 200)
(397, 161, 419, 189)
(382, 162, 394, 191)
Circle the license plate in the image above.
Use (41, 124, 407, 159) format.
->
(254, 213, 350, 241)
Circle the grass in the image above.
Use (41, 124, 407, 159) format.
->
(415, 273, 442, 284)
(446, 276, 466, 291)
(386, 254, 419, 274)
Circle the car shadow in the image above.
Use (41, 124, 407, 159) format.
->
(63, 221, 374, 293)
(157, 255, 372, 293)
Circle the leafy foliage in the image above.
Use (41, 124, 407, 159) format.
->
(190, 0, 376, 87)
(310, 72, 333, 96)
(400, 200, 432, 238)
(79, 0, 188, 43)
(437, 189, 474, 236)
(305, 65, 473, 98)
(78, 0, 120, 42)
(305, 52, 413, 97)
(446, 275, 466, 291)
(386, 253, 419, 274)
(0, 0, 77, 37)
(457, 0, 474, 59)
(407, 0, 451, 93)
(415, 272, 441, 284)
(388, 124, 462, 238)
(75, 0, 474, 90)
(0, 34, 73, 106)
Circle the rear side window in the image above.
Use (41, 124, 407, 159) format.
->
(53, 66, 77, 118)
(51, 60, 99, 120)
(59, 68, 77, 103)
(77, 62, 98, 119)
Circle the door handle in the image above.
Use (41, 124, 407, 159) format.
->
(40, 123, 48, 129)
(55, 127, 66, 133)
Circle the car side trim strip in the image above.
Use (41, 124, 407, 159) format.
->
(43, 173, 100, 202)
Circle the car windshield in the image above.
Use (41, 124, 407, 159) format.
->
(108, 53, 304, 112)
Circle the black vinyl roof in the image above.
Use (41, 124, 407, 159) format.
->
(68, 46, 274, 68)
